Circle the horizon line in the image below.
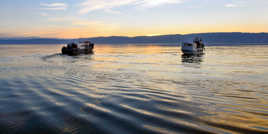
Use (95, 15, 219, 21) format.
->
(1, 32, 268, 40)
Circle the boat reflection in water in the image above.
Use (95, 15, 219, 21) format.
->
(181, 53, 204, 63)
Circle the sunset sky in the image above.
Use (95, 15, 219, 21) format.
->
(0, 0, 268, 38)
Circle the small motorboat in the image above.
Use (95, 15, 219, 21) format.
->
(62, 41, 94, 56)
(181, 37, 205, 55)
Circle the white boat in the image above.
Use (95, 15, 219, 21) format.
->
(62, 41, 94, 56)
(181, 37, 205, 55)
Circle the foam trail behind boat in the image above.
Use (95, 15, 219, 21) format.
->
(41, 53, 62, 61)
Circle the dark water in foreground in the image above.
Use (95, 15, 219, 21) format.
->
(0, 44, 268, 134)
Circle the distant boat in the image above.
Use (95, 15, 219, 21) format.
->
(62, 41, 94, 56)
(181, 37, 205, 55)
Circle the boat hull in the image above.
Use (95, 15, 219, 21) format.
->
(62, 47, 93, 56)
(62, 43, 94, 56)
(181, 49, 204, 55)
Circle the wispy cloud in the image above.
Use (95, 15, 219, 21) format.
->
(40, 3, 68, 10)
(79, 0, 185, 14)
(24, 20, 119, 38)
(40, 12, 49, 17)
(137, 0, 184, 8)
(79, 0, 135, 14)
(0, 33, 15, 38)
(225, 3, 237, 8)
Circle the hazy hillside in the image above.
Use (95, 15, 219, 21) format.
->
(1, 33, 268, 45)
(183, 33, 268, 45)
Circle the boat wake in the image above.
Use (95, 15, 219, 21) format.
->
(41, 53, 62, 61)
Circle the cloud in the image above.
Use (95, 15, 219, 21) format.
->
(40, 3, 68, 10)
(26, 21, 119, 38)
(225, 3, 238, 8)
(137, 0, 184, 8)
(40, 12, 49, 17)
(0, 33, 15, 38)
(34, 17, 120, 38)
(79, 0, 135, 14)
(79, 0, 184, 14)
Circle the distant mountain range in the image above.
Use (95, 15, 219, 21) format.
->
(1, 32, 268, 45)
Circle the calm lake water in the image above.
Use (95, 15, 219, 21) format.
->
(0, 44, 268, 134)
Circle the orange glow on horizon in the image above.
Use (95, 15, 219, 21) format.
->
(13, 23, 268, 39)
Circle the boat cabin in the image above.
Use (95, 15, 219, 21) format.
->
(181, 37, 205, 55)
(62, 41, 94, 56)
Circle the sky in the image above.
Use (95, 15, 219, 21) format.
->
(0, 0, 268, 38)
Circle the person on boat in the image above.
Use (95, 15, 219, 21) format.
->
(194, 37, 200, 48)
(72, 43, 78, 48)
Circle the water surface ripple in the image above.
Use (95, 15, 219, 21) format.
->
(0, 44, 268, 134)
